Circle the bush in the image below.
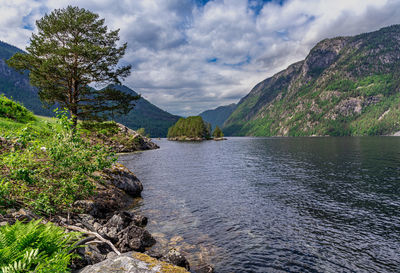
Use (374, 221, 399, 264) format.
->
(0, 219, 81, 273)
(0, 110, 116, 214)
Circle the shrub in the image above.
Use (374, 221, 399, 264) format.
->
(0, 110, 116, 214)
(0, 219, 81, 273)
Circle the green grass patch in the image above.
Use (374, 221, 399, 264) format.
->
(0, 100, 116, 215)
(0, 95, 36, 123)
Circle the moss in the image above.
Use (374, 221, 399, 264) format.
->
(132, 252, 188, 273)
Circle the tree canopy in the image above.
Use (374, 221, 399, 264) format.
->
(212, 125, 224, 138)
(167, 116, 211, 139)
(7, 6, 139, 128)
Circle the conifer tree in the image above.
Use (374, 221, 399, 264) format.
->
(7, 6, 139, 130)
(212, 125, 224, 138)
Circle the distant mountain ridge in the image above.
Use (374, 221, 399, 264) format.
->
(199, 103, 236, 129)
(224, 25, 400, 136)
(0, 41, 179, 137)
(0, 41, 54, 116)
(110, 85, 180, 137)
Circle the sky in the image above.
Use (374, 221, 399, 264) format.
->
(1, 0, 400, 116)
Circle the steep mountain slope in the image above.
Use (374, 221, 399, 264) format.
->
(224, 25, 400, 136)
(110, 85, 180, 137)
(199, 103, 236, 129)
(0, 41, 53, 116)
(0, 41, 179, 137)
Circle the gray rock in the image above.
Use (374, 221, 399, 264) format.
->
(116, 225, 156, 252)
(71, 243, 112, 270)
(104, 164, 143, 197)
(160, 249, 190, 270)
(78, 252, 188, 273)
(97, 211, 150, 245)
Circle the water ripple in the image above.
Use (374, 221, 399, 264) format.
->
(119, 137, 400, 273)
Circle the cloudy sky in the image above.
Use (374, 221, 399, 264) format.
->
(1, 0, 400, 116)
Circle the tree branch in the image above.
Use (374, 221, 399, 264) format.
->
(63, 224, 121, 255)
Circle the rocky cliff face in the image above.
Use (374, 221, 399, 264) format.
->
(224, 25, 400, 136)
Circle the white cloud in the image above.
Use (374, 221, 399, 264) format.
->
(0, 0, 400, 116)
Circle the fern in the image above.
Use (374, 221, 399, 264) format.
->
(0, 220, 81, 273)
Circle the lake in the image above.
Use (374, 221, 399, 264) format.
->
(119, 137, 400, 273)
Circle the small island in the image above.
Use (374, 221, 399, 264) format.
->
(167, 116, 226, 141)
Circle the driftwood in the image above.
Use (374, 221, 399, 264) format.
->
(63, 224, 121, 255)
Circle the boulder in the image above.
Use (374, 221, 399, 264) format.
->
(116, 225, 156, 252)
(160, 249, 190, 270)
(103, 164, 143, 197)
(71, 243, 112, 270)
(74, 185, 132, 218)
(78, 252, 189, 273)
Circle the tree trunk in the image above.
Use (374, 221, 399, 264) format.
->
(70, 106, 78, 135)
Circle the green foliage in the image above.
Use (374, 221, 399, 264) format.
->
(167, 116, 211, 139)
(80, 120, 120, 136)
(325, 78, 356, 92)
(0, 95, 35, 123)
(212, 126, 224, 138)
(136, 128, 150, 138)
(0, 108, 116, 215)
(0, 219, 81, 273)
(7, 6, 137, 128)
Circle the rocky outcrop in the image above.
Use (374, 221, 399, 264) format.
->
(84, 123, 159, 154)
(102, 163, 143, 197)
(1, 162, 197, 273)
(167, 136, 207, 141)
(67, 211, 156, 271)
(78, 252, 189, 273)
(160, 249, 190, 270)
(74, 164, 142, 218)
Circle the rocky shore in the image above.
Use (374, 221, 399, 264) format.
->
(85, 122, 159, 153)
(0, 163, 200, 273)
(168, 136, 226, 141)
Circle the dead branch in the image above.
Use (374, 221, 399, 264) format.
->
(63, 224, 121, 255)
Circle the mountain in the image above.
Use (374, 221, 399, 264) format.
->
(109, 85, 180, 137)
(199, 103, 237, 129)
(224, 25, 400, 136)
(0, 41, 179, 137)
(0, 41, 54, 116)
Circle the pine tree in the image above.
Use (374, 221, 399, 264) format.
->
(7, 6, 139, 130)
(212, 125, 224, 138)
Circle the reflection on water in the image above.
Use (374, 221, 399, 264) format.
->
(119, 137, 400, 273)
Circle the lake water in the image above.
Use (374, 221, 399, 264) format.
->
(119, 137, 400, 273)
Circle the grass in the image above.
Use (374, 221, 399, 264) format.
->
(0, 99, 116, 215)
